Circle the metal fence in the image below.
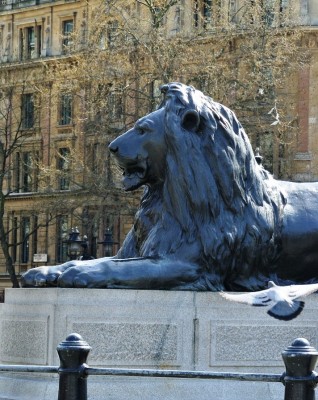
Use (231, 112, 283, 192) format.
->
(0, 333, 317, 400)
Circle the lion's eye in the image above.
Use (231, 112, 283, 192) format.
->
(138, 127, 147, 135)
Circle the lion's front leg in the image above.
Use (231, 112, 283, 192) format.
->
(57, 258, 114, 288)
(57, 257, 202, 289)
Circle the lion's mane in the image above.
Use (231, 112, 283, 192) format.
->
(129, 83, 286, 291)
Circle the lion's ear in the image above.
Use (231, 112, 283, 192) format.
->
(181, 110, 200, 132)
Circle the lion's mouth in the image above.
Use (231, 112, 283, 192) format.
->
(120, 161, 148, 191)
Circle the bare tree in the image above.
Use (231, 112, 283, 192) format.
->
(0, 67, 47, 286)
(64, 0, 305, 176)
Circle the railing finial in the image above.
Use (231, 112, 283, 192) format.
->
(57, 333, 91, 400)
(282, 337, 318, 400)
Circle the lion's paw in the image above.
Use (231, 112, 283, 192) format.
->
(21, 262, 78, 288)
(57, 262, 110, 288)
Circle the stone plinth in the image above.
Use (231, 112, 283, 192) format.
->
(0, 288, 318, 399)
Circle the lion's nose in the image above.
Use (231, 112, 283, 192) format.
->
(108, 140, 118, 153)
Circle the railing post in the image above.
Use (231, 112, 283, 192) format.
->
(282, 338, 318, 400)
(57, 333, 91, 400)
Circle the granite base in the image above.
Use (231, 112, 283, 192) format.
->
(0, 288, 317, 399)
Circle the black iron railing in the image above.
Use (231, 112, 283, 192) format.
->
(0, 333, 317, 400)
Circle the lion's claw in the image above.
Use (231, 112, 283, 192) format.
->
(35, 278, 47, 287)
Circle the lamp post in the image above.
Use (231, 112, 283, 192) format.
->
(81, 235, 94, 260)
(65, 227, 87, 260)
(98, 227, 118, 257)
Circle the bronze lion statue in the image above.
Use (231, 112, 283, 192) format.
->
(21, 82, 318, 291)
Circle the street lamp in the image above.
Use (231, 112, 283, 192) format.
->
(81, 235, 94, 260)
(64, 227, 87, 260)
(98, 227, 118, 257)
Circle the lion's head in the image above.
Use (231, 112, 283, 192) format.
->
(109, 82, 285, 291)
(109, 107, 166, 191)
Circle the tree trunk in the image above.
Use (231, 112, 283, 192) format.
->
(6, 256, 20, 288)
(0, 191, 20, 288)
(0, 231, 20, 288)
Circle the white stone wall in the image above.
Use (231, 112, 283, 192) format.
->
(0, 288, 317, 399)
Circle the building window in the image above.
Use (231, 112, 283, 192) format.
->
(149, 80, 161, 111)
(229, 0, 236, 23)
(19, 26, 42, 60)
(26, 27, 35, 59)
(56, 216, 68, 263)
(261, 1, 275, 26)
(171, 0, 185, 34)
(193, 0, 200, 28)
(57, 147, 70, 190)
(21, 93, 34, 129)
(280, 0, 288, 10)
(59, 94, 73, 125)
(279, 0, 289, 25)
(32, 216, 38, 256)
(62, 20, 74, 53)
(88, 142, 99, 174)
(0, 25, 4, 55)
(11, 216, 18, 263)
(19, 29, 23, 60)
(193, 0, 221, 28)
(248, 0, 276, 26)
(203, 0, 212, 27)
(107, 20, 119, 48)
(21, 216, 30, 264)
(22, 152, 32, 192)
(15, 151, 38, 193)
(108, 90, 123, 120)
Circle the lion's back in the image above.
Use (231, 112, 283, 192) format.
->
(277, 180, 318, 281)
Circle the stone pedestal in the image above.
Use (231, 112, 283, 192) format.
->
(0, 288, 317, 399)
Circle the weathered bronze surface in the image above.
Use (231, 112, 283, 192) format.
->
(21, 83, 318, 290)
